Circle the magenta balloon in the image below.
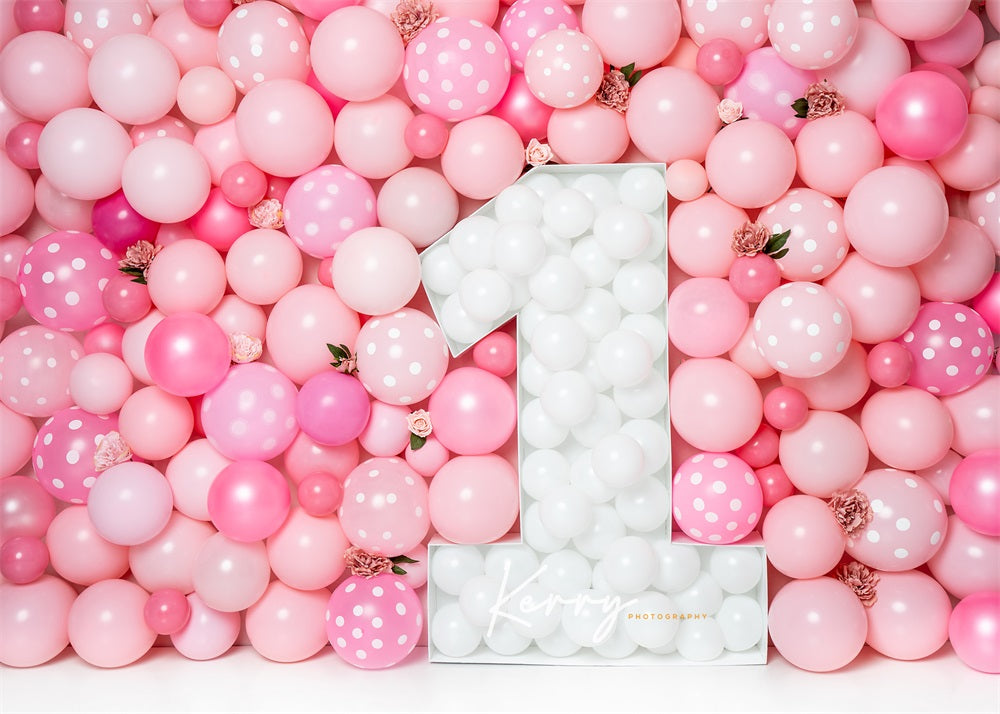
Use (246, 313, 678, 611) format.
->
(865, 570, 951, 661)
(0, 535, 49, 584)
(949, 591, 1000, 674)
(187, 187, 253, 253)
(875, 71, 969, 161)
(950, 449, 1000, 536)
(144, 588, 192, 635)
(296, 371, 372, 447)
(428, 367, 517, 456)
(207, 460, 291, 542)
(91, 190, 160, 255)
(68, 579, 157, 668)
(0, 575, 77, 667)
(0, 475, 55, 538)
(762, 495, 846, 578)
(170, 593, 241, 660)
(144, 312, 231, 397)
(490, 72, 553, 144)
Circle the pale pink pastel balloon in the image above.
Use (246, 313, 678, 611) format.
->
(930, 114, 1000, 193)
(914, 10, 984, 68)
(870, 0, 967, 41)
(0, 405, 35, 476)
(843, 166, 948, 268)
(668, 277, 748, 358)
(165, 438, 233, 521)
(145, 239, 226, 316)
(358, 400, 411, 457)
(967, 181, 999, 256)
(265, 284, 361, 384)
(779, 341, 869, 412)
(941, 375, 1000, 457)
(913, 218, 994, 304)
(326, 574, 422, 669)
(898, 302, 994, 397)
(434, 0, 499, 24)
(862, 386, 953, 471)
(33, 176, 96, 233)
(209, 295, 267, 340)
(672, 452, 762, 545)
(150, 7, 221, 73)
(778, 409, 867, 496)
(681, 0, 770, 54)
(728, 322, 776, 380)
(225, 229, 303, 305)
(334, 95, 414, 180)
(31, 407, 115, 504)
(170, 593, 241, 660)
(724, 47, 815, 140)
(581, 0, 679, 68)
(377, 167, 459, 249)
(121, 309, 164, 384)
(0, 31, 92, 122)
(664, 158, 709, 201)
(0, 325, 82, 418)
(795, 111, 884, 198)
(759, 188, 849, 281)
(339, 456, 430, 555)
(767, 0, 858, 70)
(0, 233, 30, 281)
(331, 227, 421, 315)
(522, 28, 601, 109)
(824, 18, 910, 120)
(17, 230, 117, 331)
(45, 505, 129, 585)
(405, 435, 450, 478)
(36, 108, 132, 201)
(193, 533, 270, 612)
(763, 495, 846, 578)
(626, 67, 720, 163)
(68, 579, 157, 668)
(403, 16, 511, 121)
(118, 385, 194, 460)
(88, 34, 180, 125)
(669, 358, 763, 453)
(866, 569, 951, 660)
(267, 508, 350, 590)
(927, 514, 1000, 598)
(283, 430, 360, 484)
(847, 469, 948, 571)
(63, 0, 153, 56)
(428, 454, 518, 543)
(667, 193, 747, 278)
(247, 581, 330, 662)
(499, 0, 578, 70)
(706, 119, 796, 209)
(191, 116, 248, 186)
(440, 115, 524, 200)
(235, 79, 334, 177)
(201, 363, 299, 461)
(822, 254, 920, 345)
(87, 461, 174, 545)
(547, 102, 630, 164)
(216, 1, 310, 94)
(354, 308, 450, 406)
(918, 450, 962, 507)
(129, 511, 215, 593)
(121, 138, 212, 224)
(0, 575, 77, 667)
(282, 164, 376, 259)
(177, 67, 237, 126)
(310, 5, 403, 101)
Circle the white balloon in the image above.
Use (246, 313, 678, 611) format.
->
(440, 293, 491, 347)
(458, 268, 512, 323)
(507, 583, 562, 640)
(539, 485, 595, 539)
(431, 545, 485, 595)
(594, 204, 652, 260)
(522, 172, 562, 201)
(590, 561, 612, 592)
(593, 620, 638, 659)
(521, 398, 569, 450)
(421, 243, 464, 295)
(459, 574, 504, 628)
(569, 451, 617, 504)
(530, 314, 587, 371)
(494, 184, 543, 225)
(522, 449, 571, 501)
(539, 550, 592, 597)
(570, 235, 620, 288)
(494, 222, 547, 277)
(716, 595, 764, 652)
(619, 166, 666, 213)
(484, 544, 541, 589)
(509, 278, 531, 312)
(540, 370, 596, 427)
(521, 502, 569, 553)
(620, 313, 667, 359)
(598, 329, 653, 388)
(569, 288, 621, 341)
(613, 260, 667, 313)
(614, 476, 670, 532)
(561, 588, 620, 648)
(449, 215, 498, 270)
(675, 618, 725, 662)
(613, 371, 668, 419)
(648, 639, 678, 654)
(484, 617, 532, 656)
(536, 626, 581, 658)
(431, 602, 483, 657)
(518, 300, 552, 343)
(651, 542, 702, 593)
(571, 173, 619, 211)
(542, 187, 595, 238)
(708, 547, 764, 595)
(528, 255, 585, 312)
(620, 419, 671, 477)
(600, 536, 658, 594)
(519, 354, 552, 397)
(592, 433, 646, 489)
(542, 227, 573, 258)
(578, 343, 613, 392)
(672, 572, 724, 616)
(638, 215, 666, 261)
(623, 591, 681, 649)
(571, 394, 623, 447)
(573, 504, 627, 559)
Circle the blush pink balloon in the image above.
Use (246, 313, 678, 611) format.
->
(191, 115, 246, 186)
(870, 0, 968, 41)
(404, 113, 450, 158)
(0, 31, 91, 122)
(581, 0, 679, 68)
(216, 1, 309, 93)
(170, 593, 241, 660)
(121, 309, 165, 384)
(121, 138, 212, 224)
(193, 533, 270, 612)
(358, 401, 411, 457)
(0, 148, 32, 235)
(931, 114, 1000, 193)
(201, 363, 300, 461)
(284, 430, 360, 485)
(0, 474, 54, 538)
(87, 461, 174, 546)
(861, 387, 955, 472)
(680, 0, 770, 54)
(428, 367, 516, 456)
(334, 95, 414, 180)
(0, 325, 82, 418)
(0, 404, 34, 477)
(822, 254, 921, 345)
(667, 194, 747, 278)
(33, 176, 96, 233)
(912, 218, 995, 304)
(403, 16, 511, 121)
(490, 72, 554, 143)
(0, 535, 49, 584)
(928, 514, 1000, 599)
(68, 579, 157, 668)
(915, 11, 984, 68)
(326, 573, 422, 669)
(823, 18, 910, 120)
(499, 0, 578, 70)
(282, 164, 377, 259)
(187, 187, 252, 253)
(297, 371, 371, 447)
(898, 302, 994, 397)
(428, 454, 519, 543)
(724, 47, 815, 140)
(45, 505, 129, 585)
(950, 449, 1000, 537)
(207, 460, 290, 542)
(626, 67, 720, 164)
(670, 358, 763, 453)
(522, 28, 601, 109)
(672, 452, 763, 544)
(781, 341, 870, 412)
(941, 375, 1000, 457)
(164, 438, 232, 521)
(0, 575, 77, 667)
(759, 189, 848, 281)
(763, 494, 846, 578)
(64, 0, 153, 55)
(310, 5, 403, 102)
(767, 0, 858, 71)
(795, 111, 884, 199)
(36, 108, 132, 201)
(338, 456, 430, 555)
(377, 167, 460, 249)
(129, 512, 215, 593)
(440, 115, 525, 200)
(247, 581, 330, 662)
(865, 569, 951, 661)
(224, 228, 303, 305)
(144, 588, 191, 636)
(778, 409, 867, 497)
(331, 227, 421, 315)
(547, 102, 630, 164)
(145, 312, 231, 397)
(706, 119, 797, 209)
(668, 277, 748, 358)
(32, 407, 115, 504)
(145, 239, 226, 316)
(118, 385, 194, 461)
(88, 34, 180, 125)
(405, 434, 450, 478)
(177, 66, 237, 126)
(267, 507, 350, 589)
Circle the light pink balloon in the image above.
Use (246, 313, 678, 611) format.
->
(794, 111, 884, 198)
(265, 284, 361, 384)
(164, 438, 232, 521)
(941, 375, 1000, 456)
(267, 508, 350, 590)
(914, 10, 984, 68)
(403, 16, 511, 121)
(193, 533, 270, 612)
(861, 387, 954, 471)
(668, 277, 748, 358)
(0, 575, 77, 667)
(177, 66, 237, 126)
(333, 95, 414, 180)
(33, 176, 96, 233)
(899, 302, 994, 397)
(870, 0, 967, 41)
(246, 581, 330, 662)
(282, 164, 378, 258)
(0, 31, 92, 122)
(779, 341, 870, 412)
(669, 357, 763, 453)
(45, 505, 129, 586)
(581, 0, 680, 69)
(330, 227, 421, 315)
(118, 385, 194, 460)
(672, 452, 763, 544)
(358, 400, 411, 457)
(930, 114, 1000, 193)
(191, 115, 248, 185)
(499, 0, 578, 70)
(88, 34, 180, 125)
(428, 454, 519, 544)
(145, 239, 226, 316)
(32, 407, 115, 504)
(927, 514, 1000, 598)
(0, 405, 35, 476)
(224, 228, 303, 305)
(822, 253, 920, 345)
(310, 5, 403, 101)
(664, 158, 709, 202)
(87, 461, 174, 545)
(778, 409, 867, 497)
(170, 593, 241, 660)
(547, 102, 630, 164)
(150, 7, 221, 73)
(405, 434, 450, 478)
(121, 309, 164, 384)
(763, 495, 846, 578)
(427, 367, 516, 455)
(0, 154, 32, 235)
(522, 28, 601, 109)
(216, 0, 310, 94)
(724, 47, 815, 140)
(440, 114, 524, 200)
(63, 0, 154, 56)
(121, 138, 212, 224)
(865, 569, 951, 660)
(918, 449, 962, 507)
(200, 363, 300, 461)
(37, 108, 132, 201)
(68, 579, 157, 668)
(377, 167, 459, 249)
(912, 218, 994, 304)
(626, 67, 720, 164)
(680, 0, 770, 54)
(235, 79, 334, 177)
(846, 469, 949, 571)
(209, 295, 267, 341)
(339, 456, 430, 556)
(283, 430, 360, 484)
(767, 0, 858, 70)
(0, 325, 82, 418)
(706, 119, 796, 209)
(129, 511, 215, 593)
(823, 18, 909, 120)
(667, 193, 747, 277)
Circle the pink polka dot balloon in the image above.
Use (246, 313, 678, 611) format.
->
(0, 326, 82, 418)
(967, 182, 998, 252)
(672, 452, 764, 544)
(753, 282, 853, 378)
(767, 0, 859, 70)
(63, 0, 153, 56)
(681, 0, 771, 54)
(282, 165, 377, 259)
(898, 303, 995, 396)
(403, 16, 512, 122)
(523, 28, 603, 109)
(846, 469, 948, 571)
(499, 0, 579, 70)
(760, 188, 849, 281)
(338, 457, 430, 556)
(201, 363, 299, 462)
(724, 47, 816, 140)
(17, 231, 117, 332)
(32, 407, 116, 504)
(354, 309, 450, 406)
(216, 1, 310, 94)
(325, 573, 422, 669)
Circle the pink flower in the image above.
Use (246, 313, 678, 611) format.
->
(525, 138, 552, 167)
(406, 409, 432, 438)
(731, 221, 771, 257)
(717, 98, 744, 124)
(391, 0, 437, 45)
(248, 198, 284, 229)
(804, 79, 846, 119)
(344, 546, 393, 578)
(229, 332, 262, 364)
(596, 69, 631, 114)
(93, 431, 132, 472)
(118, 240, 161, 280)
(829, 488, 874, 538)
(837, 561, 880, 607)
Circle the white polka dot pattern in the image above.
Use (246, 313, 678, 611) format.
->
(672, 452, 763, 544)
(31, 406, 114, 504)
(898, 302, 995, 396)
(499, 0, 579, 70)
(762, 188, 849, 281)
(766, 0, 859, 70)
(216, 1, 309, 95)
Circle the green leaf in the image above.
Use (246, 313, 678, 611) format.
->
(327, 343, 346, 359)
(765, 229, 791, 255)
(119, 266, 147, 285)
(409, 433, 427, 451)
(628, 68, 643, 87)
(791, 97, 809, 119)
(619, 62, 636, 78)
(771, 248, 789, 260)
(392, 555, 419, 565)
(391, 565, 407, 576)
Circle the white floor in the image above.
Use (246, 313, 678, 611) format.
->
(2, 645, 997, 713)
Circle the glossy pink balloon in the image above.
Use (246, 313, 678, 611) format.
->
(876, 71, 968, 161)
(428, 454, 519, 544)
(696, 38, 743, 86)
(472, 331, 517, 378)
(296, 371, 371, 447)
(91, 190, 160, 255)
(5, 120, 43, 169)
(310, 5, 403, 102)
(129, 512, 215, 593)
(118, 386, 194, 461)
(626, 67, 720, 164)
(0, 535, 49, 584)
(187, 188, 252, 253)
(32, 407, 115, 504)
(220, 161, 267, 208)
(144, 588, 191, 636)
(170, 593, 241, 660)
(440, 115, 525, 200)
(763, 386, 808, 431)
(670, 358, 763, 453)
(428, 367, 516, 456)
(0, 325, 82, 418)
(735, 423, 779, 470)
(192, 533, 271, 612)
(0, 575, 77, 667)
(216, 1, 309, 94)
(267, 508, 350, 590)
(297, 472, 345, 517)
(763, 494, 846, 578)
(950, 449, 1000, 537)
(145, 312, 231, 397)
(208, 460, 290, 542)
(724, 47, 815, 139)
(45, 505, 129, 586)
(490, 72, 554, 144)
(338, 456, 430, 556)
(68, 579, 157, 668)
(0, 475, 54, 538)
(865, 569, 951, 661)
(404, 112, 450, 158)
(246, 581, 330, 662)
(949, 591, 1000, 674)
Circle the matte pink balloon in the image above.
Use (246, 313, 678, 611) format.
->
(680, 0, 770, 54)
(824, 19, 911, 120)
(338, 456, 430, 556)
(297, 371, 371, 447)
(282, 164, 377, 259)
(428, 454, 519, 544)
(0, 404, 34, 477)
(150, 6, 221, 73)
(45, 505, 129, 585)
(778, 409, 867, 497)
(941, 375, 1000, 457)
(310, 5, 403, 102)
(669, 358, 763, 453)
(129, 511, 215, 593)
(405, 434, 450, 478)
(0, 475, 54, 538)
(440, 115, 524, 200)
(0, 325, 82, 418)
(267, 507, 350, 590)
(581, 0, 679, 68)
(284, 430, 360, 485)
(913, 218, 995, 305)
(131, 116, 195, 146)
(547, 102, 630, 164)
(0, 148, 32, 235)
(876, 71, 968, 163)
(867, 341, 913, 390)
(247, 581, 330, 662)
(822, 253, 921, 345)
(734, 423, 779, 470)
(184, 0, 232, 27)
(331, 227, 421, 315)
(865, 569, 951, 661)
(191, 115, 246, 186)
(377, 167, 460, 250)
(931, 114, 1000, 193)
(950, 449, 1000, 537)
(220, 161, 267, 208)
(326, 573, 422, 669)
(404, 113, 450, 158)
(949, 591, 1000, 674)
(767, 0, 858, 71)
(0, 575, 77, 667)
(756, 464, 795, 509)
(37, 108, 132, 201)
(87, 461, 174, 546)
(428, 367, 516, 456)
(870, 0, 968, 41)
(145, 239, 226, 316)
(170, 593, 241, 660)
(763, 494, 846, 578)
(627, 67, 720, 164)
(928, 514, 1000, 599)
(32, 176, 96, 233)
(672, 452, 762, 545)
(472, 330, 517, 378)
(88, 34, 180, 125)
(490, 72, 554, 144)
(667, 194, 747, 278)
(224, 228, 303, 305)
(914, 11, 983, 68)
(216, 1, 309, 93)
(201, 363, 300, 461)
(297, 472, 345, 517)
(192, 533, 270, 612)
(121, 138, 212, 224)
(334, 95, 414, 180)
(145, 312, 231, 397)
(706, 119, 796, 209)
(0, 31, 91, 121)
(522, 28, 600, 109)
(861, 387, 955, 472)
(499, 0, 577, 71)
(144, 588, 191, 636)
(724, 47, 815, 140)
(795, 112, 884, 199)
(32, 407, 115, 504)
(118, 385, 194, 461)
(0, 535, 49, 584)
(898, 302, 994, 397)
(357, 400, 410, 457)
(177, 65, 237, 126)
(208, 460, 290, 542)
(164, 438, 231, 521)
(668, 277, 748, 358)
(68, 579, 157, 668)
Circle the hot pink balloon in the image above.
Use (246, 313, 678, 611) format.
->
(187, 188, 252, 253)
(32, 407, 116, 504)
(326, 573, 422, 669)
(680, 0, 770, 54)
(91, 190, 160, 256)
(338, 456, 430, 555)
(705, 119, 796, 209)
(766, 0, 858, 71)
(763, 494, 846, 578)
(201, 363, 300, 461)
(208, 460, 291, 542)
(170, 593, 241, 661)
(428, 454, 519, 544)
(490, 72, 554, 144)
(724, 47, 815, 140)
(216, 1, 309, 94)
(144, 588, 191, 636)
(282, 164, 377, 259)
(499, 0, 578, 70)
(145, 312, 231, 397)
(310, 5, 403, 102)
(87, 461, 174, 546)
(875, 71, 969, 162)
(68, 579, 157, 668)
(12, 0, 64, 33)
(0, 325, 82, 418)
(950, 449, 1000, 537)
(898, 302, 994, 397)
(427, 367, 516, 456)
(672, 452, 763, 545)
(866, 569, 952, 661)
(297, 371, 371, 447)
(0, 31, 92, 122)
(626, 67, 720, 164)
(949, 591, 1000, 674)
(403, 16, 511, 121)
